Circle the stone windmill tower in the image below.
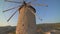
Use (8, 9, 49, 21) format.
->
(16, 1, 36, 34)
(3, 0, 48, 34)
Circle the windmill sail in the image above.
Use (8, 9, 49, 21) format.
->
(5, 0, 22, 3)
(28, 0, 37, 3)
(32, 4, 48, 7)
(3, 6, 20, 12)
(7, 11, 17, 22)
(28, 8, 42, 21)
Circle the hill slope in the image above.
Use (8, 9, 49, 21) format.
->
(0, 23, 60, 34)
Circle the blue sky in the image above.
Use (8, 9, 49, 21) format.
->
(0, 0, 60, 26)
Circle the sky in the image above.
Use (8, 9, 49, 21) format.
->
(0, 0, 60, 26)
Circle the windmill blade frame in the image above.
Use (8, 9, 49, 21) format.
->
(32, 4, 48, 7)
(28, 8, 42, 21)
(7, 10, 17, 22)
(28, 0, 37, 4)
(3, 6, 20, 12)
(5, 0, 22, 3)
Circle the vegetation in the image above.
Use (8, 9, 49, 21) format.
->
(0, 23, 60, 34)
(12, 23, 60, 34)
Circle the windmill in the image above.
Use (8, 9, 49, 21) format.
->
(3, 0, 48, 34)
